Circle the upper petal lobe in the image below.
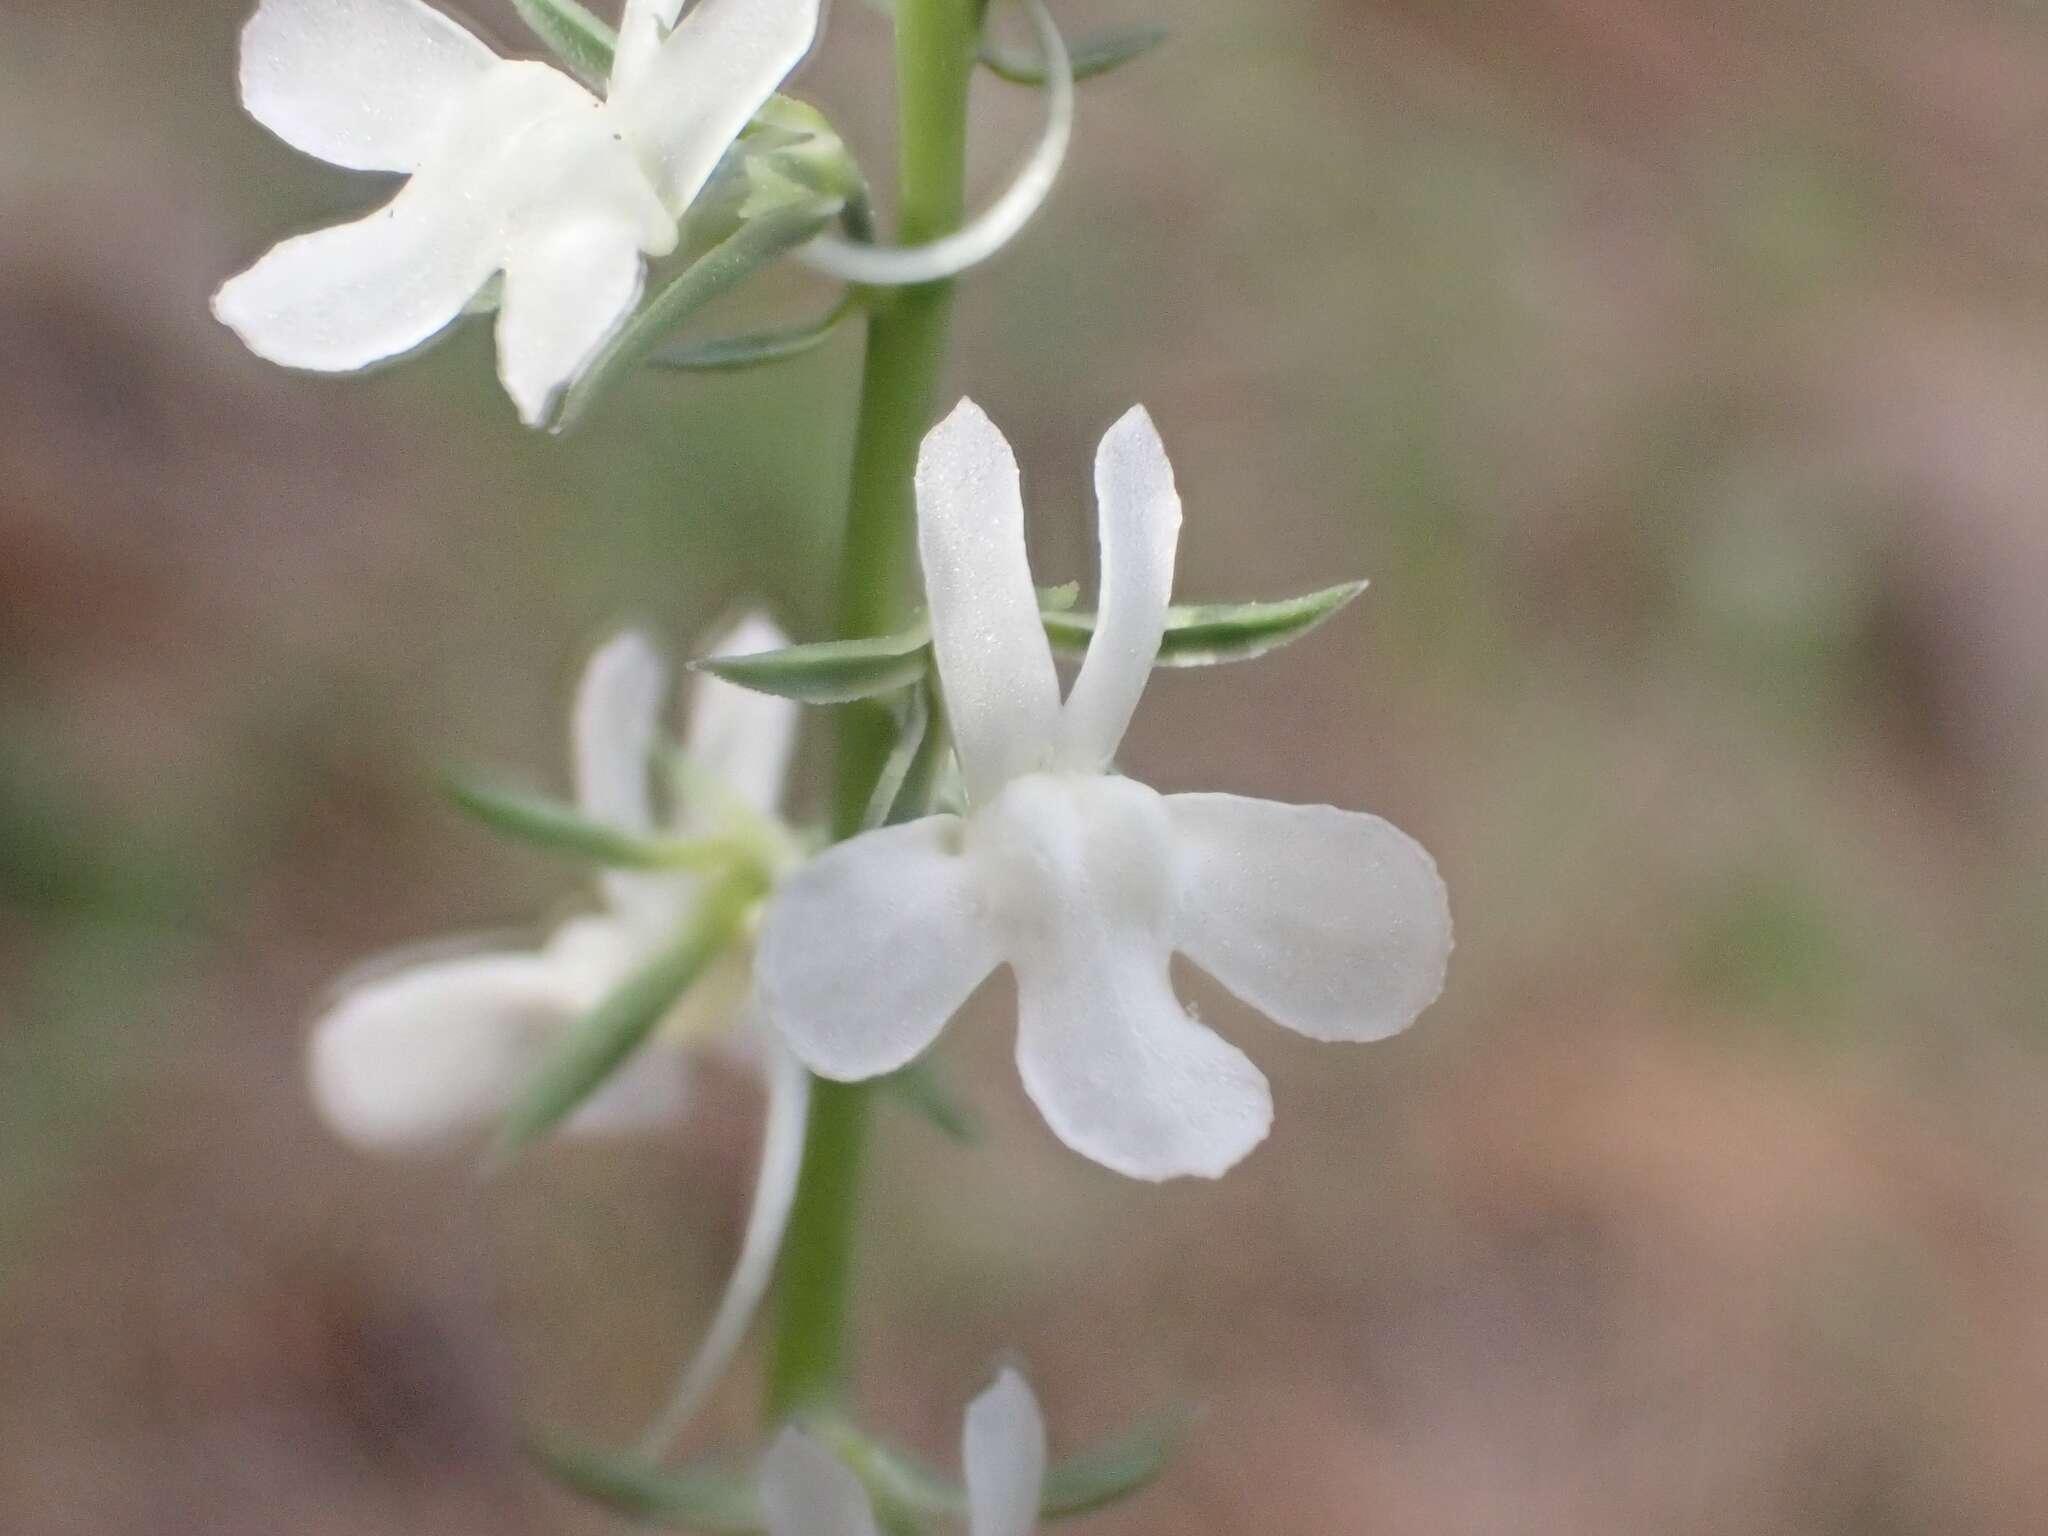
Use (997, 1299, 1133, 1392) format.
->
(683, 613, 801, 823)
(239, 0, 494, 172)
(916, 400, 1063, 804)
(964, 1370, 1047, 1536)
(1060, 405, 1181, 771)
(618, 0, 823, 216)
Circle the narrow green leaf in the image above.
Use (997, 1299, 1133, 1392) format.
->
(703, 582, 1360, 704)
(509, 0, 616, 86)
(862, 685, 931, 829)
(980, 23, 1167, 85)
(490, 879, 756, 1162)
(525, 1428, 758, 1532)
(816, 1422, 966, 1521)
(885, 680, 951, 824)
(1041, 580, 1367, 667)
(694, 621, 932, 704)
(556, 202, 836, 432)
(444, 776, 741, 872)
(1040, 1409, 1190, 1520)
(651, 295, 857, 373)
(878, 1057, 979, 1143)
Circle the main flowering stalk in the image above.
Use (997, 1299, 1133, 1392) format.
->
(766, 0, 981, 1418)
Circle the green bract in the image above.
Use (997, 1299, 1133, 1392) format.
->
(697, 622, 935, 704)
(979, 22, 1167, 85)
(527, 1430, 760, 1532)
(445, 775, 757, 872)
(701, 580, 1368, 703)
(862, 682, 955, 827)
(652, 294, 857, 372)
(1042, 580, 1368, 666)
(489, 872, 761, 1163)
(865, 0, 1165, 86)
(1038, 1409, 1190, 1519)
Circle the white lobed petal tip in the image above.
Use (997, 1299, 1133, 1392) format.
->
(964, 1367, 1049, 1536)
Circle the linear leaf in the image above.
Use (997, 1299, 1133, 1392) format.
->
(526, 1429, 758, 1531)
(980, 23, 1166, 85)
(1041, 580, 1367, 666)
(556, 202, 836, 432)
(1040, 1409, 1190, 1520)
(885, 681, 951, 823)
(862, 685, 931, 829)
(703, 582, 1360, 703)
(509, 0, 616, 86)
(443, 777, 741, 872)
(650, 294, 857, 373)
(490, 879, 756, 1162)
(694, 622, 932, 704)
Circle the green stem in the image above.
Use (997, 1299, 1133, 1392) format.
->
(765, 0, 981, 1420)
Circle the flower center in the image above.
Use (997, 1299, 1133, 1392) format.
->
(968, 772, 1177, 948)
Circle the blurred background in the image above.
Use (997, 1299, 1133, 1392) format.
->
(7, 0, 2048, 1529)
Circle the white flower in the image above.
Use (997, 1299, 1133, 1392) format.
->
(310, 614, 797, 1147)
(756, 401, 1452, 1182)
(213, 0, 820, 424)
(758, 1370, 1047, 1536)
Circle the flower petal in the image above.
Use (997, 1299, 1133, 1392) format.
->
(611, 0, 686, 101)
(964, 1370, 1047, 1536)
(308, 948, 580, 1147)
(238, 0, 495, 172)
(217, 59, 657, 392)
(756, 816, 999, 1080)
(917, 399, 1063, 805)
(537, 911, 649, 1004)
(617, 0, 822, 216)
(574, 631, 679, 920)
(212, 174, 493, 374)
(574, 631, 666, 834)
(1167, 793, 1451, 1043)
(310, 916, 677, 1146)
(1059, 406, 1180, 770)
(497, 215, 647, 426)
(971, 772, 1267, 1179)
(683, 613, 800, 821)
(758, 1430, 881, 1536)
(1012, 921, 1273, 1180)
